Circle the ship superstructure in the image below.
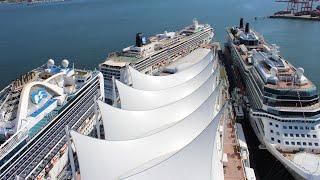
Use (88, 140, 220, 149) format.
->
(227, 18, 320, 179)
(99, 19, 214, 103)
(0, 59, 104, 180)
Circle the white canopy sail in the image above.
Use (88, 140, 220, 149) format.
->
(122, 109, 222, 180)
(117, 61, 219, 110)
(71, 90, 223, 180)
(129, 48, 214, 90)
(99, 74, 221, 140)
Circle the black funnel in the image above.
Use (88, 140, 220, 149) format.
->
(240, 18, 244, 29)
(245, 23, 250, 33)
(135, 33, 143, 47)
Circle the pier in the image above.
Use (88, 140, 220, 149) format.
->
(270, 14, 320, 21)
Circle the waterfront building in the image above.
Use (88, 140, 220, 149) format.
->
(71, 48, 227, 179)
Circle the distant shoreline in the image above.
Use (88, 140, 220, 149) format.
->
(0, 0, 69, 5)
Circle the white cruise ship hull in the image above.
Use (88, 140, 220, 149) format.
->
(249, 114, 320, 180)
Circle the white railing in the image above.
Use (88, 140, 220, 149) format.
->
(0, 127, 28, 158)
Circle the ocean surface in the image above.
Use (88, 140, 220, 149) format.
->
(0, 0, 319, 179)
(0, 0, 319, 89)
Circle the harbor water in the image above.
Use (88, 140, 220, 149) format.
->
(0, 0, 319, 179)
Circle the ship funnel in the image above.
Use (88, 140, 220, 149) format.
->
(245, 23, 250, 33)
(240, 18, 244, 29)
(135, 33, 143, 47)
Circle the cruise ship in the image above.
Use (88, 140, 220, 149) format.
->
(227, 18, 320, 179)
(99, 19, 214, 103)
(0, 59, 104, 179)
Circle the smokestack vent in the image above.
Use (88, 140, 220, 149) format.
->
(240, 18, 244, 29)
(245, 23, 250, 33)
(135, 33, 143, 47)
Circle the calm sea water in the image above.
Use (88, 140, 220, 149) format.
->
(0, 0, 319, 89)
(0, 0, 319, 179)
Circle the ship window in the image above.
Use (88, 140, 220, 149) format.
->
(307, 134, 311, 138)
(277, 139, 281, 143)
(299, 126, 303, 130)
(275, 124, 279, 128)
(301, 134, 305, 138)
(291, 142, 295, 145)
(294, 126, 298, 130)
(270, 130, 274, 133)
(311, 127, 315, 130)
(289, 126, 292, 129)
(313, 135, 317, 138)
(284, 133, 288, 137)
(297, 142, 301, 145)
(271, 137, 274, 141)
(269, 122, 273, 126)
(303, 142, 307, 146)
(285, 141, 289, 145)
(283, 126, 287, 129)
(309, 142, 312, 146)
(290, 134, 294, 137)
(306, 127, 310, 130)
(315, 143, 319, 146)
(296, 134, 300, 137)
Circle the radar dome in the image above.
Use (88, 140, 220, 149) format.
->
(296, 67, 304, 78)
(47, 59, 55, 67)
(270, 67, 278, 76)
(61, 59, 69, 68)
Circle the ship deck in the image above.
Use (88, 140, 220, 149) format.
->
(223, 116, 246, 180)
(276, 148, 320, 176)
(230, 29, 315, 91)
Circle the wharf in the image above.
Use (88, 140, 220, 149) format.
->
(223, 115, 246, 180)
(269, 14, 320, 21)
(214, 42, 247, 180)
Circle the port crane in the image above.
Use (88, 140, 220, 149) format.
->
(276, 0, 319, 14)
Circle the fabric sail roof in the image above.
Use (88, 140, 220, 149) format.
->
(71, 89, 222, 180)
(129, 48, 213, 91)
(117, 60, 219, 110)
(122, 109, 222, 180)
(99, 73, 221, 140)
(71, 106, 226, 180)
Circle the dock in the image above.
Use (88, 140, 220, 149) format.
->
(215, 42, 254, 180)
(269, 14, 320, 21)
(223, 114, 246, 180)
